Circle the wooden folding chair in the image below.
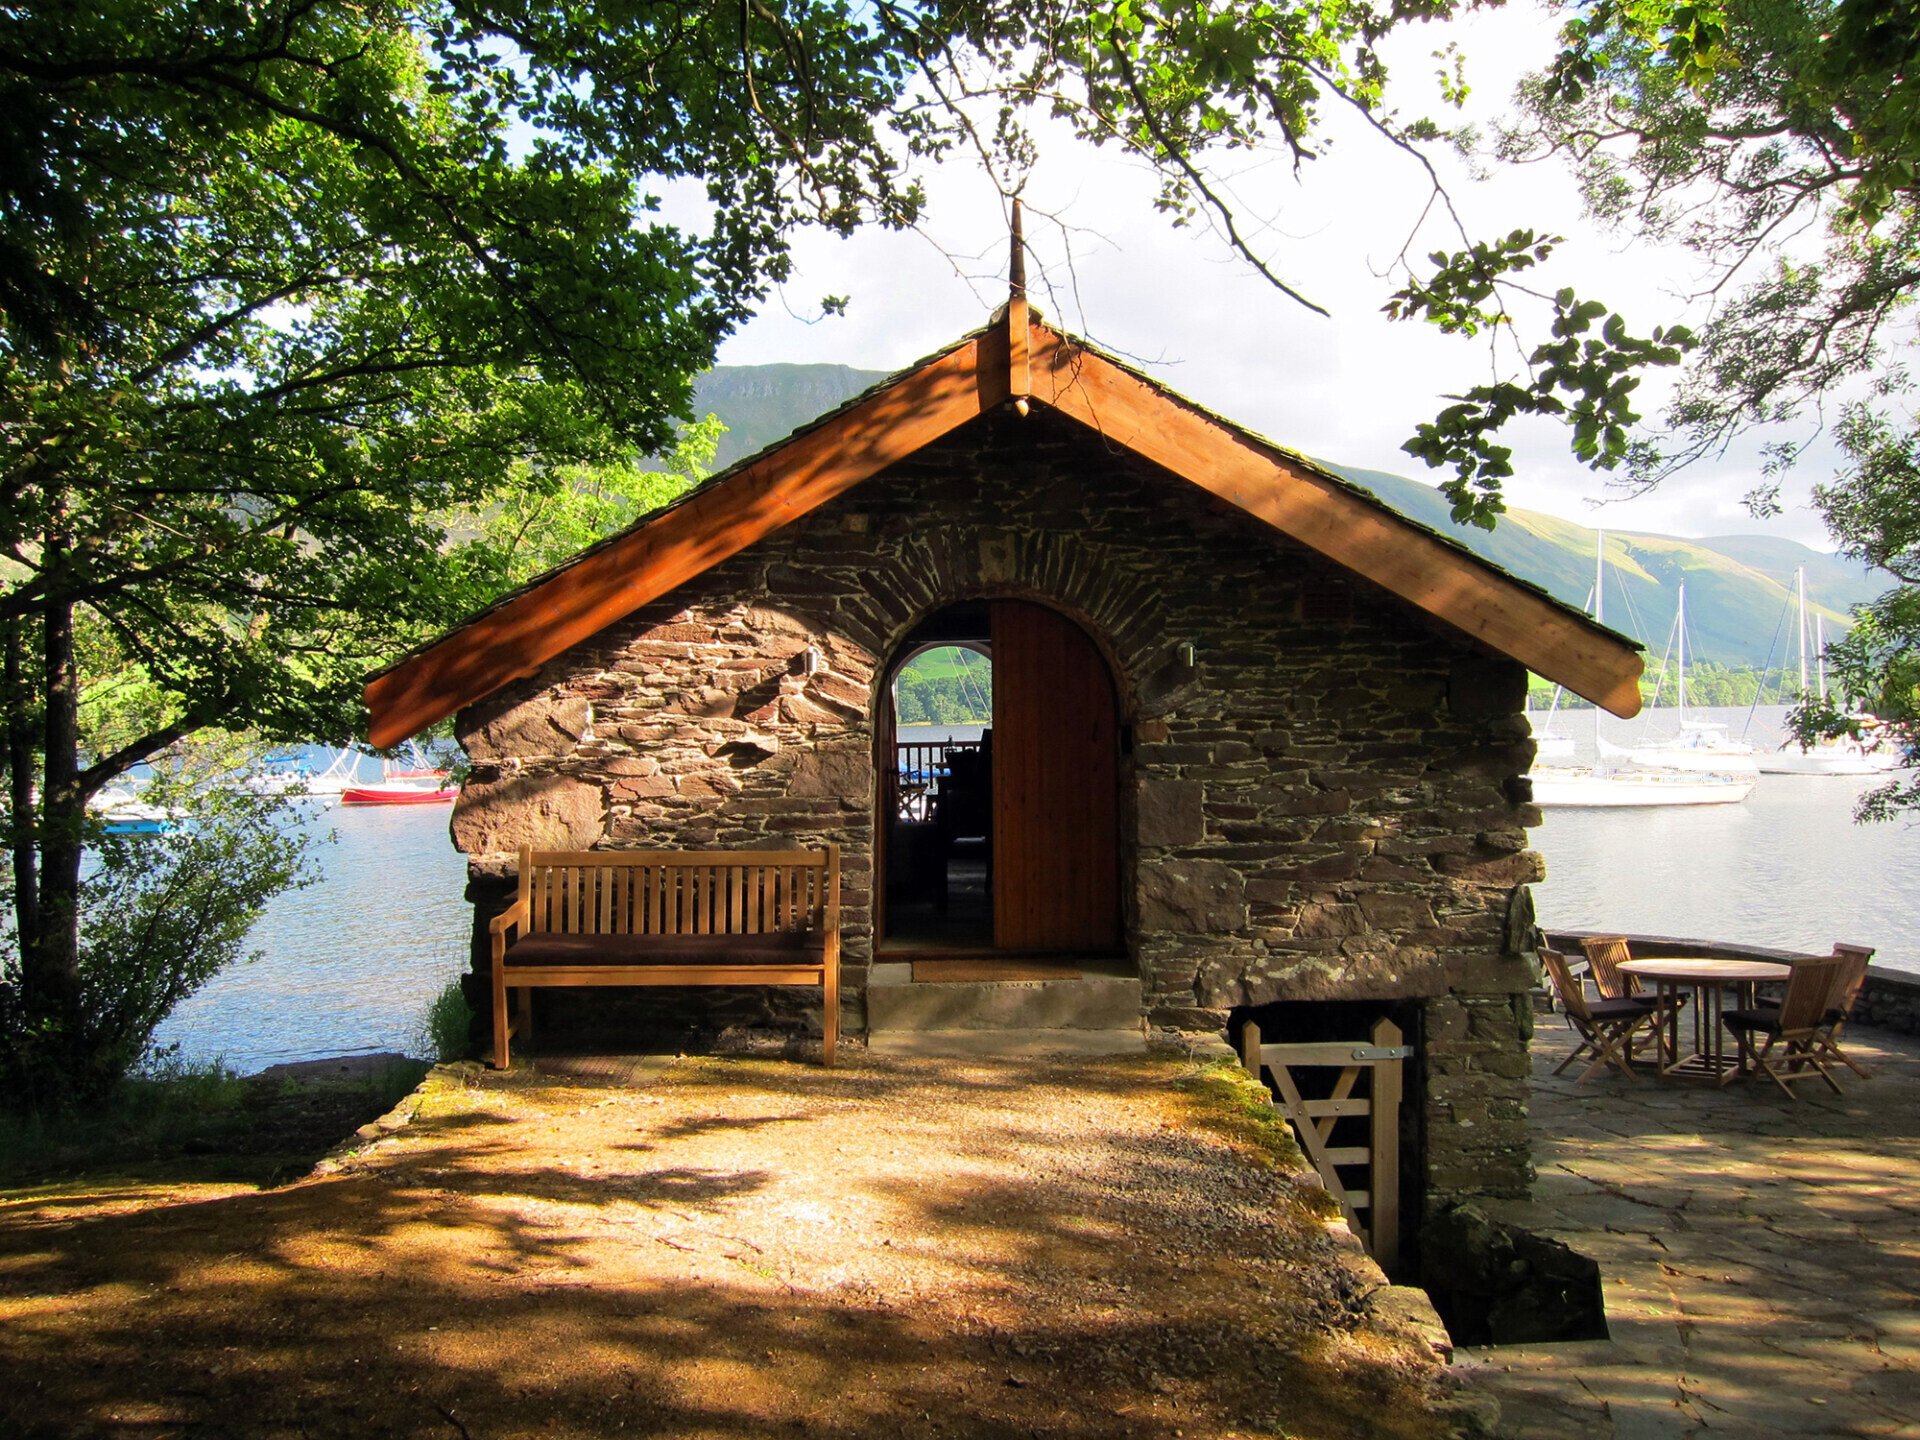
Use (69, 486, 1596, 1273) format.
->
(1722, 954, 1847, 1098)
(1580, 935, 1640, 1002)
(1580, 934, 1674, 1029)
(1817, 944, 1875, 1080)
(1754, 943, 1874, 1080)
(1540, 949, 1660, 1083)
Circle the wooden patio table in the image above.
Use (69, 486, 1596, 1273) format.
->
(1618, 958, 1792, 1084)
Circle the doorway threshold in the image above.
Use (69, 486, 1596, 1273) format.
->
(870, 950, 1132, 985)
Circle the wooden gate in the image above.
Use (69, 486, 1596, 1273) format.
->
(990, 600, 1120, 952)
(1238, 1017, 1407, 1268)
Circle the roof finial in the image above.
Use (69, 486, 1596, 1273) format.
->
(1006, 197, 1031, 416)
(1010, 197, 1027, 302)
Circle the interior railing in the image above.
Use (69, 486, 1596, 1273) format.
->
(890, 739, 981, 821)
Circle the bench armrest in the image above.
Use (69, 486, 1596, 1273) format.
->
(489, 897, 529, 938)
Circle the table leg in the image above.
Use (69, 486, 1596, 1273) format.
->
(1658, 980, 1683, 1075)
(1718, 980, 1757, 1085)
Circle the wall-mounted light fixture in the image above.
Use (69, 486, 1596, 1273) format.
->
(1178, 642, 1196, 668)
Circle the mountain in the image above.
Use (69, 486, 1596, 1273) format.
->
(692, 365, 895, 468)
(687, 364, 1892, 670)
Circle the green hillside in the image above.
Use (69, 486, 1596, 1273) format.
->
(1326, 464, 1880, 668)
(691, 364, 892, 467)
(687, 364, 1892, 670)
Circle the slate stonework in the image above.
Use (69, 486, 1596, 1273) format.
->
(452, 406, 1545, 1205)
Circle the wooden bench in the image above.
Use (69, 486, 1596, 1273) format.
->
(488, 845, 841, 1069)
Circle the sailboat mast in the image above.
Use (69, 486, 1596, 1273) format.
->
(1593, 531, 1605, 764)
(1676, 584, 1687, 721)
(1817, 614, 1828, 700)
(1795, 566, 1809, 694)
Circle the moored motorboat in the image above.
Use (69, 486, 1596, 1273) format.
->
(88, 786, 185, 834)
(1530, 766, 1756, 807)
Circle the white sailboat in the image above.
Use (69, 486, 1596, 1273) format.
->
(1757, 569, 1902, 776)
(1618, 584, 1760, 775)
(1531, 534, 1756, 808)
(302, 746, 366, 796)
(1527, 689, 1577, 759)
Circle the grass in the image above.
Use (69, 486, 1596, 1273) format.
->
(1172, 1056, 1324, 1188)
(413, 978, 475, 1063)
(0, 1050, 430, 1188)
(897, 647, 990, 682)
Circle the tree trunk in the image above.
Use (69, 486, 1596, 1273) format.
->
(24, 596, 83, 1032)
(3, 615, 37, 947)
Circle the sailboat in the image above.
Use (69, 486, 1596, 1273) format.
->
(340, 746, 458, 805)
(303, 747, 366, 796)
(1530, 704, 1577, 761)
(1530, 534, 1756, 807)
(1617, 584, 1759, 775)
(1757, 569, 1902, 776)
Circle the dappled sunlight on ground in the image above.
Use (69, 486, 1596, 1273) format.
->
(1457, 1020, 1920, 1438)
(0, 1050, 1464, 1440)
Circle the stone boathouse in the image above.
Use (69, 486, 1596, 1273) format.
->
(366, 294, 1643, 1217)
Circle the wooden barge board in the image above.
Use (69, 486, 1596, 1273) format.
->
(366, 312, 1643, 747)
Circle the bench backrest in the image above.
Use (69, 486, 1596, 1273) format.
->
(516, 846, 840, 937)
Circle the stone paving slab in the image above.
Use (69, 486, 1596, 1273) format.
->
(1455, 1019, 1920, 1439)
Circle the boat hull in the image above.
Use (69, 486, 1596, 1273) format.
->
(1530, 768, 1756, 807)
(339, 785, 459, 806)
(1757, 747, 1901, 776)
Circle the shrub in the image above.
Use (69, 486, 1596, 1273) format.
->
(414, 979, 474, 1064)
(1, 766, 313, 1111)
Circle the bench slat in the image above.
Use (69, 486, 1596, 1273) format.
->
(526, 847, 836, 867)
(519, 861, 835, 936)
(505, 965, 828, 987)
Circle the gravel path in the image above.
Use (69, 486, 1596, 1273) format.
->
(1, 1048, 1466, 1439)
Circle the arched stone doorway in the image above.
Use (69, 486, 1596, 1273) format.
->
(876, 598, 1122, 957)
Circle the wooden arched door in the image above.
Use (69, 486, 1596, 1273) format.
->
(990, 600, 1121, 952)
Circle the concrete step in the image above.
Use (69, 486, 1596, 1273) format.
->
(866, 964, 1143, 1032)
(867, 1029, 1146, 1058)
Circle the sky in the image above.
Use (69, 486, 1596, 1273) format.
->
(712, 6, 1849, 551)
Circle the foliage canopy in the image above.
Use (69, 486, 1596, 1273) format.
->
(1498, 0, 1920, 810)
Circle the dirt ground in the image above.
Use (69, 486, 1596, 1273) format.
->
(0, 1048, 1470, 1440)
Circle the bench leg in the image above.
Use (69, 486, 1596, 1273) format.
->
(822, 961, 839, 1068)
(492, 962, 511, 1071)
(516, 985, 535, 1049)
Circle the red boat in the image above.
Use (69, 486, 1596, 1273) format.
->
(340, 773, 459, 806)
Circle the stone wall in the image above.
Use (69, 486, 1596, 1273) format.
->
(452, 406, 1545, 1204)
(1853, 968, 1920, 1036)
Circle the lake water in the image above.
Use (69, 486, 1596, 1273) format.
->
(150, 708, 1918, 1072)
(1530, 704, 1919, 971)
(150, 803, 471, 1075)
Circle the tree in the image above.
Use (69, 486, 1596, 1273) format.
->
(23, 0, 1907, 1099)
(1487, 0, 1920, 812)
(0, 0, 913, 1098)
(443, 419, 725, 602)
